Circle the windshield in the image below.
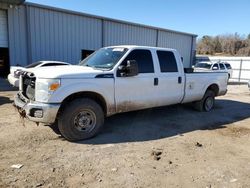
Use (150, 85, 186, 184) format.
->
(195, 63, 212, 69)
(79, 47, 128, 69)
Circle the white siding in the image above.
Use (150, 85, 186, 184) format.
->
(158, 31, 193, 68)
(0, 9, 8, 47)
(104, 21, 157, 46)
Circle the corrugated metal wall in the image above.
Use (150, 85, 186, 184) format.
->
(6, 3, 196, 67)
(0, 9, 8, 47)
(28, 6, 102, 64)
(104, 21, 157, 47)
(8, 6, 28, 66)
(158, 31, 193, 67)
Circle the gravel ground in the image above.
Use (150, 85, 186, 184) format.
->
(0, 85, 250, 188)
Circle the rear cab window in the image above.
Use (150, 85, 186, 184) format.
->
(224, 63, 232, 69)
(25, 62, 42, 68)
(156, 50, 178, 72)
(41, 63, 68, 67)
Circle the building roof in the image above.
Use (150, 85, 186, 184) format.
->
(0, 0, 25, 5)
(24, 2, 197, 37)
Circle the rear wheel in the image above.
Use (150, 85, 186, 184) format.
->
(193, 90, 215, 112)
(58, 98, 104, 141)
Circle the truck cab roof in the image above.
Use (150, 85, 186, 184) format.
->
(107, 45, 176, 52)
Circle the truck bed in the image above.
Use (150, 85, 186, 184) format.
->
(182, 72, 228, 103)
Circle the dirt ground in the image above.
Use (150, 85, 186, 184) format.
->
(0, 85, 250, 188)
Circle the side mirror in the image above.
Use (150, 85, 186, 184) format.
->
(212, 66, 218, 70)
(118, 60, 138, 77)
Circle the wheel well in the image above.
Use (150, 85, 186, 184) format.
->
(58, 92, 107, 116)
(207, 84, 219, 96)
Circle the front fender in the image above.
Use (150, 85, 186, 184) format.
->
(48, 79, 115, 112)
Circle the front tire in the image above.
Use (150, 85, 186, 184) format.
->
(193, 90, 215, 112)
(58, 98, 104, 141)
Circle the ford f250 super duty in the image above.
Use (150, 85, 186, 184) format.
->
(14, 46, 228, 141)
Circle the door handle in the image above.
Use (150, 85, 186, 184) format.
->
(178, 76, 182, 84)
(154, 78, 158, 86)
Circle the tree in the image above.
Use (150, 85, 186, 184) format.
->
(213, 36, 222, 53)
(197, 35, 215, 55)
(197, 33, 250, 56)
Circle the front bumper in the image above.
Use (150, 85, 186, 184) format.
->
(14, 92, 60, 124)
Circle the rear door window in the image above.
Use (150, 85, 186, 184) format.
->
(157, 51, 178, 72)
(219, 63, 225, 70)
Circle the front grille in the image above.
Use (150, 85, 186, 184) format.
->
(21, 72, 36, 101)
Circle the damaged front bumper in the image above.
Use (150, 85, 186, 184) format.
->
(14, 92, 60, 124)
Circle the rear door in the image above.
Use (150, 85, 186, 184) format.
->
(155, 50, 184, 105)
(115, 49, 158, 113)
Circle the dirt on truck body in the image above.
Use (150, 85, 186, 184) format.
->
(1, 85, 250, 187)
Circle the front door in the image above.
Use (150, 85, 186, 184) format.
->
(115, 49, 158, 113)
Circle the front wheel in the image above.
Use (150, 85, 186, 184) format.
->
(58, 98, 104, 141)
(193, 90, 215, 112)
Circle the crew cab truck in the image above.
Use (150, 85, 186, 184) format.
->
(14, 46, 228, 141)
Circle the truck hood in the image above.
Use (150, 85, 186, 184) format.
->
(28, 65, 106, 79)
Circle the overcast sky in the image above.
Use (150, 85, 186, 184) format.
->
(27, 0, 250, 38)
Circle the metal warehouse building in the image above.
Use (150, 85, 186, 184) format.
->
(0, 0, 197, 76)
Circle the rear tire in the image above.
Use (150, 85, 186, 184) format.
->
(193, 90, 215, 112)
(58, 98, 104, 141)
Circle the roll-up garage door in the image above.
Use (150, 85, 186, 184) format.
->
(0, 9, 8, 47)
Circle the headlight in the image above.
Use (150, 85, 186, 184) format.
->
(35, 78, 61, 102)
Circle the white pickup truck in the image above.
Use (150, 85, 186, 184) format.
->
(14, 46, 228, 141)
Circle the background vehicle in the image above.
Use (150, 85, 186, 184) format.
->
(194, 61, 233, 78)
(14, 46, 228, 141)
(8, 61, 70, 87)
